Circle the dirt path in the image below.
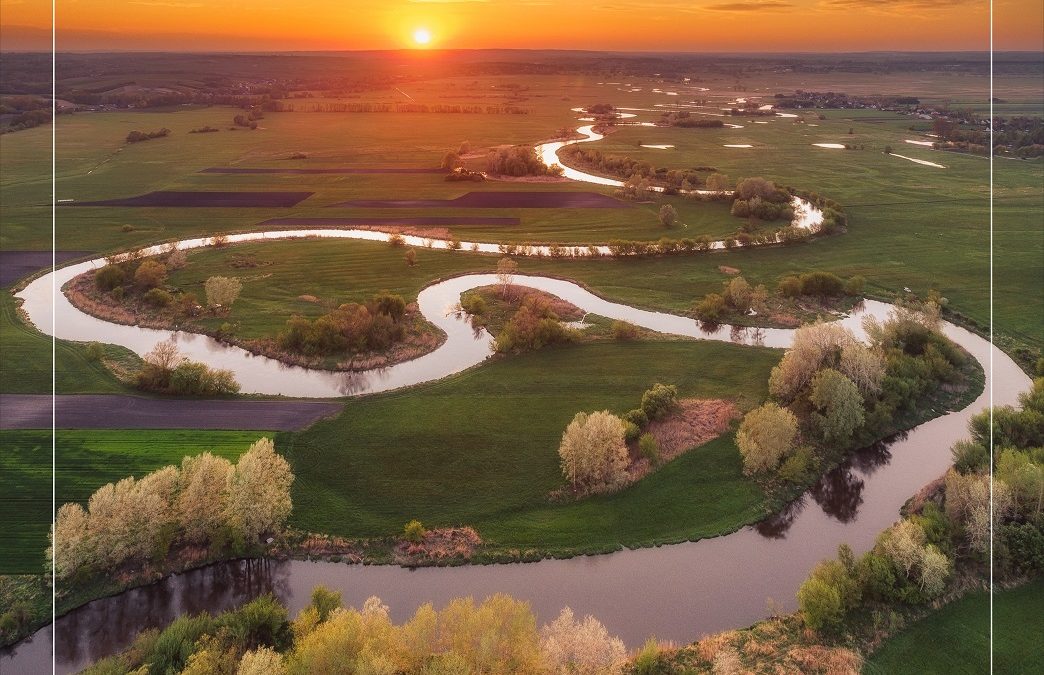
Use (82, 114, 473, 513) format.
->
(0, 395, 342, 430)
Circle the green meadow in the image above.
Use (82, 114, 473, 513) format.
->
(863, 580, 1044, 674)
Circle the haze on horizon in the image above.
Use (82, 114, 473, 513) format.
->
(1, 0, 1041, 53)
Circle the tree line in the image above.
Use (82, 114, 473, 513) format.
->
(50, 438, 293, 583)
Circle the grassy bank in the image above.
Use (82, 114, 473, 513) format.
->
(863, 580, 1044, 674)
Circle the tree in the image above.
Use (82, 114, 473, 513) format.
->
(878, 519, 926, 576)
(809, 369, 865, 444)
(722, 276, 752, 312)
(918, 545, 950, 597)
(496, 257, 518, 298)
(134, 259, 168, 289)
(205, 276, 243, 310)
(238, 648, 286, 675)
(705, 173, 729, 191)
(736, 403, 798, 474)
(441, 151, 461, 170)
(798, 558, 859, 632)
(178, 452, 235, 544)
(144, 336, 183, 372)
(225, 438, 294, 543)
(768, 322, 856, 401)
(50, 503, 91, 580)
(540, 607, 626, 674)
(94, 264, 126, 291)
(838, 343, 886, 395)
(404, 248, 418, 267)
(558, 411, 629, 495)
(658, 204, 677, 228)
(884, 145, 893, 154)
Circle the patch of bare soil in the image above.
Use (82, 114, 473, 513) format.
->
(718, 265, 741, 275)
(629, 399, 739, 480)
(394, 527, 482, 566)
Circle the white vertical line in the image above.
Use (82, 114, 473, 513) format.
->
(51, 0, 57, 671)
(988, 1, 995, 673)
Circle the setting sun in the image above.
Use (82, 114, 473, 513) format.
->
(412, 28, 431, 46)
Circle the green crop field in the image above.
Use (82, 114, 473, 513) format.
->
(863, 580, 1044, 674)
(0, 429, 271, 573)
(286, 339, 777, 552)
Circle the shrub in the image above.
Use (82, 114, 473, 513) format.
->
(134, 260, 168, 289)
(779, 446, 814, 483)
(844, 275, 865, 296)
(694, 293, 726, 322)
(623, 421, 641, 444)
(388, 233, 405, 248)
(798, 557, 859, 632)
(777, 275, 803, 298)
(611, 320, 639, 340)
(404, 248, 418, 267)
(94, 264, 126, 292)
(622, 408, 649, 429)
(798, 271, 845, 297)
(638, 433, 661, 466)
(403, 520, 426, 543)
(640, 383, 678, 420)
(144, 288, 173, 308)
(951, 439, 989, 474)
(460, 293, 487, 316)
(85, 342, 105, 361)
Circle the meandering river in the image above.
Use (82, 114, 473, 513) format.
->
(2, 106, 1023, 672)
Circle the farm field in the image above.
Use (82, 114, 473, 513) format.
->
(863, 580, 1044, 674)
(2, 73, 1040, 367)
(0, 429, 272, 573)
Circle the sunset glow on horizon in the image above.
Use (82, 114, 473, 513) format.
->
(0, 0, 1041, 52)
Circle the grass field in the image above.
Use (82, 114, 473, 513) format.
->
(863, 580, 1044, 674)
(2, 73, 1039, 368)
(0, 291, 134, 394)
(286, 339, 777, 552)
(0, 429, 271, 573)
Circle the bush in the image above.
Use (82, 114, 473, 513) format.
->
(638, 433, 660, 465)
(623, 421, 641, 444)
(85, 342, 105, 361)
(218, 594, 291, 652)
(388, 233, 405, 248)
(640, 383, 678, 420)
(144, 288, 173, 308)
(799, 271, 845, 297)
(403, 519, 426, 543)
(131, 260, 166, 290)
(460, 293, 487, 316)
(611, 320, 639, 340)
(168, 361, 240, 396)
(779, 446, 814, 483)
(694, 293, 726, 322)
(404, 249, 418, 267)
(777, 275, 803, 298)
(622, 408, 649, 429)
(94, 264, 126, 292)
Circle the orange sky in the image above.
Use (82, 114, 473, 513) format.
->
(0, 0, 1041, 52)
